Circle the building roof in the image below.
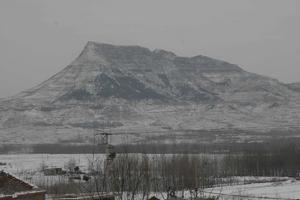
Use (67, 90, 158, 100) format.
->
(0, 171, 40, 195)
(149, 196, 161, 200)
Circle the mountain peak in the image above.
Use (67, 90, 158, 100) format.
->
(11, 41, 287, 104)
(82, 41, 152, 55)
(73, 41, 153, 65)
(153, 49, 177, 60)
(75, 42, 244, 72)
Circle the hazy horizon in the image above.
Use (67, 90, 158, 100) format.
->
(1, 0, 300, 98)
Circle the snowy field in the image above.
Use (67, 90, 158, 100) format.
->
(118, 179, 300, 200)
(1, 154, 300, 199)
(0, 153, 106, 174)
(203, 179, 300, 200)
(0, 153, 107, 187)
(0, 153, 222, 174)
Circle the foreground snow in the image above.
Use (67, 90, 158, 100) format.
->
(204, 179, 300, 199)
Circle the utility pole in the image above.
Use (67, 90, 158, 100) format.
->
(95, 130, 116, 162)
(95, 130, 116, 192)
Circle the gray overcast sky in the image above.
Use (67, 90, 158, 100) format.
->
(0, 0, 299, 98)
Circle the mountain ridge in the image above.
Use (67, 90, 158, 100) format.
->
(286, 82, 300, 92)
(0, 41, 299, 144)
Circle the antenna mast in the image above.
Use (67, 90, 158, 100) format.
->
(95, 130, 116, 165)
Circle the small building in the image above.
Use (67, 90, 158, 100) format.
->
(0, 171, 46, 200)
(43, 168, 66, 176)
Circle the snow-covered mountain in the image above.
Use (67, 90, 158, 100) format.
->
(0, 42, 299, 144)
(286, 82, 300, 92)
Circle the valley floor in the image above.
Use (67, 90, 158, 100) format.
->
(2, 154, 300, 199)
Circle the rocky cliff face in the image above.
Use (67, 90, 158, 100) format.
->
(0, 42, 300, 144)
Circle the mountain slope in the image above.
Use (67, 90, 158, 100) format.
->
(286, 82, 300, 92)
(0, 42, 299, 144)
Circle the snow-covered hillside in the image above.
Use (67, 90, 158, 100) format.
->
(0, 42, 299, 144)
